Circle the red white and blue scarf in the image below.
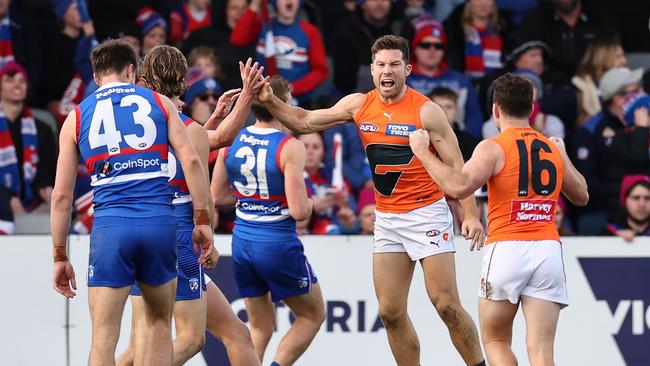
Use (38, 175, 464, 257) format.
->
(0, 14, 14, 68)
(0, 107, 38, 205)
(464, 26, 502, 79)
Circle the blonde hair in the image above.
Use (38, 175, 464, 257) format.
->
(461, 0, 501, 38)
(575, 38, 623, 82)
(138, 45, 187, 98)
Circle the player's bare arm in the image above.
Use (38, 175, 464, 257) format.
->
(549, 136, 589, 206)
(50, 111, 79, 298)
(206, 58, 269, 149)
(211, 149, 237, 207)
(164, 94, 214, 261)
(203, 89, 241, 131)
(281, 138, 313, 221)
(418, 101, 486, 248)
(259, 84, 363, 133)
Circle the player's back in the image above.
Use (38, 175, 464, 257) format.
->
(167, 112, 195, 230)
(353, 88, 444, 213)
(225, 126, 296, 240)
(486, 127, 565, 243)
(77, 82, 173, 218)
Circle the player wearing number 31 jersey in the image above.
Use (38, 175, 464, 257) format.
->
(258, 35, 486, 366)
(409, 73, 589, 365)
(50, 40, 213, 366)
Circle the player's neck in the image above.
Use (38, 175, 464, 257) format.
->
(254, 119, 282, 131)
(1, 100, 23, 121)
(497, 117, 530, 133)
(378, 86, 408, 105)
(98, 75, 131, 87)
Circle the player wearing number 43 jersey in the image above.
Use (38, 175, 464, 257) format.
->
(50, 40, 214, 366)
(212, 75, 325, 366)
(257, 35, 486, 366)
(409, 73, 589, 365)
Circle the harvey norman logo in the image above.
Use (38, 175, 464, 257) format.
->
(580, 258, 650, 365)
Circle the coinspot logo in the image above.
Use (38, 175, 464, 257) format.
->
(580, 258, 650, 365)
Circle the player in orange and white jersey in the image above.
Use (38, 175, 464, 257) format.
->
(258, 35, 487, 366)
(409, 73, 589, 366)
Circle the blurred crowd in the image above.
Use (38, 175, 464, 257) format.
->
(0, 0, 648, 241)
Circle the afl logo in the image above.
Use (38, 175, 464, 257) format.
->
(359, 122, 378, 133)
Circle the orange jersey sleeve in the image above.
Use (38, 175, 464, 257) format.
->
(486, 127, 565, 243)
(353, 88, 444, 213)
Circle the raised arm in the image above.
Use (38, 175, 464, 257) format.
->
(50, 111, 79, 298)
(211, 148, 237, 207)
(259, 84, 363, 133)
(187, 122, 215, 227)
(548, 137, 589, 206)
(281, 138, 313, 221)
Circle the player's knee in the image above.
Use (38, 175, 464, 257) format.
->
(432, 297, 461, 325)
(378, 303, 407, 330)
(303, 302, 326, 326)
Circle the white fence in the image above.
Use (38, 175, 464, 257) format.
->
(1, 236, 649, 365)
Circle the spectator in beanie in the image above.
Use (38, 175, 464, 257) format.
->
(356, 187, 375, 235)
(136, 7, 167, 53)
(554, 196, 573, 235)
(406, 20, 483, 139)
(169, 0, 212, 45)
(184, 67, 223, 124)
(603, 175, 650, 241)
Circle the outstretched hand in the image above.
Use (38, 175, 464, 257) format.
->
(240, 57, 269, 97)
(209, 88, 242, 124)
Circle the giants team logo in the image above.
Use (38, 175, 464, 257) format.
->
(580, 258, 650, 365)
(358, 122, 378, 133)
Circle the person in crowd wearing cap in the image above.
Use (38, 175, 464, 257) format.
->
(483, 68, 565, 139)
(0, 62, 56, 215)
(406, 20, 484, 139)
(572, 38, 628, 126)
(516, 0, 616, 89)
(603, 175, 650, 241)
(136, 7, 167, 53)
(356, 187, 376, 235)
(0, 0, 42, 104)
(183, 0, 255, 91)
(299, 132, 358, 235)
(477, 32, 550, 118)
(554, 196, 574, 235)
(185, 67, 224, 125)
(569, 66, 644, 233)
(44, 0, 93, 117)
(331, 0, 407, 94)
(169, 0, 212, 45)
(443, 0, 513, 80)
(230, 0, 330, 106)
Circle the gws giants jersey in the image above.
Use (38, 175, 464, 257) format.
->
(76, 82, 172, 218)
(225, 126, 295, 240)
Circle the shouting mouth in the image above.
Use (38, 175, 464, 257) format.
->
(380, 79, 395, 88)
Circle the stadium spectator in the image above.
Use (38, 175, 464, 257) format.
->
(230, 0, 330, 106)
(136, 7, 167, 53)
(169, 0, 212, 45)
(114, 23, 142, 56)
(356, 187, 375, 235)
(603, 175, 650, 241)
(429, 87, 479, 161)
(516, 0, 616, 90)
(322, 123, 371, 194)
(184, 67, 223, 125)
(572, 38, 628, 126)
(299, 132, 357, 235)
(0, 0, 42, 105)
(406, 20, 484, 138)
(554, 196, 574, 235)
(183, 0, 255, 91)
(331, 0, 406, 94)
(443, 0, 512, 80)
(0, 62, 56, 214)
(569, 67, 643, 233)
(188, 46, 221, 79)
(483, 69, 564, 139)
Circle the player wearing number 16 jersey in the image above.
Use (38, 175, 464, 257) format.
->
(50, 40, 213, 366)
(257, 35, 486, 366)
(409, 73, 589, 365)
(212, 76, 325, 366)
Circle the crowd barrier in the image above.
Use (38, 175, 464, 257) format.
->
(1, 235, 649, 365)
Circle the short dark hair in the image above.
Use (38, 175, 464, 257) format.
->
(91, 39, 138, 78)
(491, 73, 533, 118)
(371, 35, 410, 64)
(428, 87, 458, 103)
(138, 45, 187, 98)
(251, 75, 292, 122)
